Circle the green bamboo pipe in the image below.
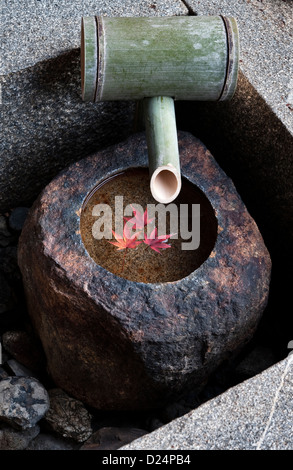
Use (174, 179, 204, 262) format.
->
(144, 96, 181, 203)
(81, 16, 239, 202)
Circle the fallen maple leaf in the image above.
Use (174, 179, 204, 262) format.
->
(124, 206, 154, 230)
(108, 223, 142, 251)
(143, 227, 174, 253)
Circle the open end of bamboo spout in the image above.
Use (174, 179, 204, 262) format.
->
(150, 165, 181, 204)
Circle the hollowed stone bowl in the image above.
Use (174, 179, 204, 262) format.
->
(18, 132, 271, 410)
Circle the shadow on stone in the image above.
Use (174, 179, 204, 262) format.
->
(176, 70, 293, 356)
(1, 49, 135, 211)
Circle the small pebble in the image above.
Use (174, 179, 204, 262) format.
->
(44, 389, 93, 443)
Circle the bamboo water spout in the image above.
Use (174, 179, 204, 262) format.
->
(144, 96, 181, 203)
(81, 16, 239, 202)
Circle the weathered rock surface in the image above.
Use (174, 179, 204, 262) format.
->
(0, 377, 49, 430)
(44, 389, 93, 443)
(122, 356, 293, 450)
(0, 424, 39, 451)
(80, 427, 147, 450)
(18, 132, 271, 409)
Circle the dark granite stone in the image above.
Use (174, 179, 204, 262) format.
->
(0, 376, 49, 430)
(44, 389, 92, 443)
(18, 132, 271, 410)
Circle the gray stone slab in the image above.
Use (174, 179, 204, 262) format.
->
(0, 0, 187, 212)
(0, 52, 135, 211)
(184, 0, 293, 136)
(122, 356, 293, 450)
(0, 0, 187, 75)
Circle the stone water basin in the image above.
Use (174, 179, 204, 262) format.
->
(18, 131, 271, 410)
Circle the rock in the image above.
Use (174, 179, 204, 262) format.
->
(18, 132, 271, 410)
(8, 207, 30, 232)
(0, 377, 49, 430)
(80, 427, 147, 451)
(44, 389, 92, 443)
(26, 433, 79, 451)
(0, 424, 39, 451)
(121, 356, 293, 450)
(2, 330, 45, 372)
(0, 216, 12, 247)
(6, 359, 36, 378)
(235, 346, 277, 379)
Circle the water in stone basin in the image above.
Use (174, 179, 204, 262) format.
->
(80, 168, 217, 283)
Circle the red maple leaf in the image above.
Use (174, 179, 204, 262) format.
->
(108, 223, 142, 251)
(124, 206, 154, 230)
(143, 227, 174, 253)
